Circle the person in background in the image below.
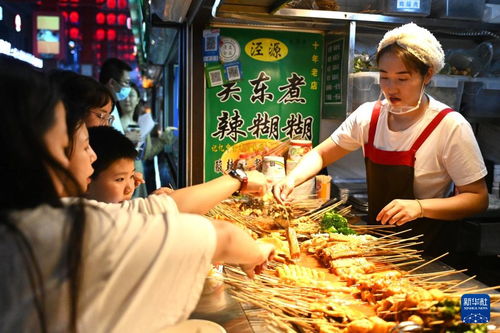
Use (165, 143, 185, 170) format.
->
(118, 82, 148, 197)
(0, 55, 274, 332)
(273, 23, 488, 255)
(121, 83, 176, 193)
(98, 58, 132, 134)
(119, 82, 141, 132)
(49, 70, 115, 128)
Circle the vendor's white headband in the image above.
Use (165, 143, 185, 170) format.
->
(377, 23, 445, 73)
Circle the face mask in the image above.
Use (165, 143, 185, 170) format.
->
(380, 84, 425, 115)
(116, 86, 131, 101)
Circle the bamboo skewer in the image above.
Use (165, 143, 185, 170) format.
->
(407, 252, 449, 273)
(409, 269, 461, 277)
(306, 200, 345, 219)
(443, 275, 477, 292)
(375, 233, 423, 245)
(415, 269, 469, 282)
(451, 285, 500, 294)
(386, 258, 426, 268)
(350, 224, 399, 229)
(211, 197, 493, 333)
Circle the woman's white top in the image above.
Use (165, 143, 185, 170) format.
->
(2, 195, 216, 332)
(330, 96, 487, 199)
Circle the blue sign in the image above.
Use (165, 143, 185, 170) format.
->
(461, 294, 490, 324)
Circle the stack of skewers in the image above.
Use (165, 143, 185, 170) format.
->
(206, 195, 500, 332)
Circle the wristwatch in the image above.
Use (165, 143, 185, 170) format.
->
(228, 169, 248, 192)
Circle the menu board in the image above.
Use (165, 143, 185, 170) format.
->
(324, 38, 343, 104)
(322, 31, 349, 119)
(204, 27, 323, 181)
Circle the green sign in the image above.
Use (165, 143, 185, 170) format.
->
(324, 38, 343, 103)
(204, 27, 323, 181)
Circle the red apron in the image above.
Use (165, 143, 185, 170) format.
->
(364, 101, 454, 255)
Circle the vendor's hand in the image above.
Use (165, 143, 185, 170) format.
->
(152, 187, 175, 196)
(377, 199, 423, 226)
(240, 170, 269, 197)
(272, 176, 295, 204)
(240, 242, 275, 279)
(133, 172, 145, 189)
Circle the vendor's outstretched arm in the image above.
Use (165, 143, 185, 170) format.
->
(273, 138, 351, 202)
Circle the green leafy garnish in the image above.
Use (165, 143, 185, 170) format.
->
(320, 211, 356, 235)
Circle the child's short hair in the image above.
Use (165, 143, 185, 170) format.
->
(88, 126, 138, 179)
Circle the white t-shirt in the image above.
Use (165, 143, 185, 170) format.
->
(330, 96, 487, 199)
(71, 194, 178, 215)
(2, 196, 217, 333)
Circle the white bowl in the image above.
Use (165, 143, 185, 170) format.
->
(165, 319, 226, 333)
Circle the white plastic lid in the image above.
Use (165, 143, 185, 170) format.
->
(263, 155, 285, 162)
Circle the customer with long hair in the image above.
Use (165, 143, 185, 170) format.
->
(0, 55, 273, 332)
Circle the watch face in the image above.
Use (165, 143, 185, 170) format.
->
(234, 169, 247, 179)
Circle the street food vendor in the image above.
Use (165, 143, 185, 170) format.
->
(273, 23, 488, 254)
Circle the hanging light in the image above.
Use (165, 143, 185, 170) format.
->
(14, 14, 21, 32)
(106, 13, 116, 25)
(69, 11, 79, 24)
(107, 29, 116, 41)
(117, 14, 126, 25)
(117, 0, 127, 9)
(95, 28, 105, 41)
(106, 0, 116, 9)
(96, 12, 105, 24)
(69, 27, 80, 39)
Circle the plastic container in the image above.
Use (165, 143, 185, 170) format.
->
(288, 140, 312, 162)
(315, 175, 332, 202)
(351, 71, 380, 111)
(431, 0, 485, 21)
(383, 0, 431, 16)
(262, 156, 285, 185)
(286, 159, 315, 198)
(460, 77, 500, 118)
(426, 75, 466, 110)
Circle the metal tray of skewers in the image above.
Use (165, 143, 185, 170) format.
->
(206, 194, 500, 333)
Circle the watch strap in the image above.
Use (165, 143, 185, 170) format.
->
(228, 169, 248, 192)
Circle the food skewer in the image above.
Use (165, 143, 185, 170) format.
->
(443, 274, 477, 292)
(450, 285, 500, 294)
(211, 194, 494, 333)
(407, 252, 449, 273)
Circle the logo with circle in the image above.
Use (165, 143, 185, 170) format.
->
(461, 294, 490, 324)
(219, 37, 240, 63)
(245, 38, 288, 62)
